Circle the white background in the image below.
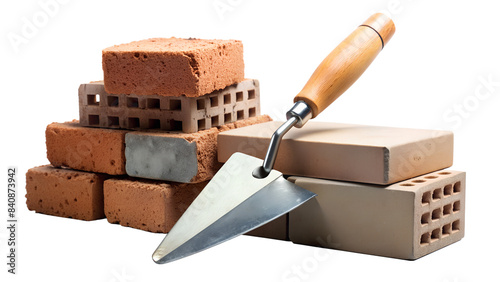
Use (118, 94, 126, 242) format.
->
(1, 0, 499, 281)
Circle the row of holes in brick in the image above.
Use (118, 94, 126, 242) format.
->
(421, 200, 460, 226)
(421, 181, 461, 205)
(87, 108, 257, 130)
(87, 90, 256, 110)
(399, 171, 452, 187)
(420, 220, 460, 246)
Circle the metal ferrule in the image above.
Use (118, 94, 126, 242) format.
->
(286, 100, 312, 128)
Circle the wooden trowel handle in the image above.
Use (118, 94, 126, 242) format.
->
(294, 13, 395, 118)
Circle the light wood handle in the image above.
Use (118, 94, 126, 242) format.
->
(294, 13, 395, 118)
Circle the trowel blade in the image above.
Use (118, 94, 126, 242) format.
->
(152, 152, 316, 264)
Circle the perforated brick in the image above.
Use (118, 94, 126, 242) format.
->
(79, 79, 260, 133)
(288, 170, 466, 260)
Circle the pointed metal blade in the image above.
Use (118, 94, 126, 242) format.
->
(152, 153, 316, 264)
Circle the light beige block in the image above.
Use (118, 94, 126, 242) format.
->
(245, 214, 288, 241)
(218, 121, 453, 184)
(288, 170, 465, 260)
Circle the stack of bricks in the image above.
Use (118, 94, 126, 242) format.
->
(26, 37, 272, 233)
(218, 121, 466, 260)
(25, 37, 466, 261)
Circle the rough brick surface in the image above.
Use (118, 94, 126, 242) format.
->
(102, 37, 244, 97)
(289, 170, 466, 260)
(125, 115, 272, 183)
(79, 79, 260, 133)
(25, 165, 108, 220)
(46, 121, 128, 175)
(218, 121, 454, 185)
(104, 178, 207, 233)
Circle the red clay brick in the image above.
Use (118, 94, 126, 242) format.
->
(104, 178, 207, 233)
(102, 37, 244, 97)
(46, 121, 128, 175)
(25, 165, 108, 221)
(125, 115, 272, 183)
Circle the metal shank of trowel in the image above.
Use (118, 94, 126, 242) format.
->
(255, 101, 312, 178)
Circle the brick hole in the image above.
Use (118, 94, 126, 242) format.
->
(400, 183, 414, 187)
(431, 228, 440, 242)
(412, 179, 426, 183)
(198, 119, 206, 130)
(128, 117, 140, 128)
(424, 175, 438, 179)
(224, 113, 232, 124)
(452, 220, 460, 232)
(210, 96, 218, 107)
(107, 96, 119, 107)
(134, 52, 140, 58)
(236, 91, 244, 101)
(453, 201, 460, 213)
(170, 99, 182, 111)
(88, 115, 100, 125)
(420, 233, 430, 245)
(127, 97, 139, 108)
(453, 181, 461, 194)
(147, 98, 160, 109)
(211, 116, 219, 127)
(169, 120, 182, 131)
(432, 188, 442, 200)
(438, 171, 451, 175)
(148, 119, 161, 129)
(249, 107, 256, 117)
(444, 184, 453, 196)
(432, 208, 441, 221)
(421, 212, 430, 225)
(237, 110, 244, 120)
(248, 89, 256, 100)
(443, 204, 452, 216)
(87, 94, 100, 106)
(422, 191, 431, 205)
(108, 116, 119, 127)
(197, 99, 205, 110)
(442, 223, 452, 237)
(224, 94, 231, 104)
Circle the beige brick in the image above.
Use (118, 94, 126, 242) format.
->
(46, 121, 128, 175)
(102, 37, 244, 97)
(25, 165, 108, 221)
(125, 115, 272, 183)
(245, 214, 288, 241)
(79, 79, 260, 133)
(288, 170, 465, 260)
(103, 178, 207, 233)
(218, 121, 453, 185)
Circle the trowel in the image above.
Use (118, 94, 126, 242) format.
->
(153, 13, 395, 264)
